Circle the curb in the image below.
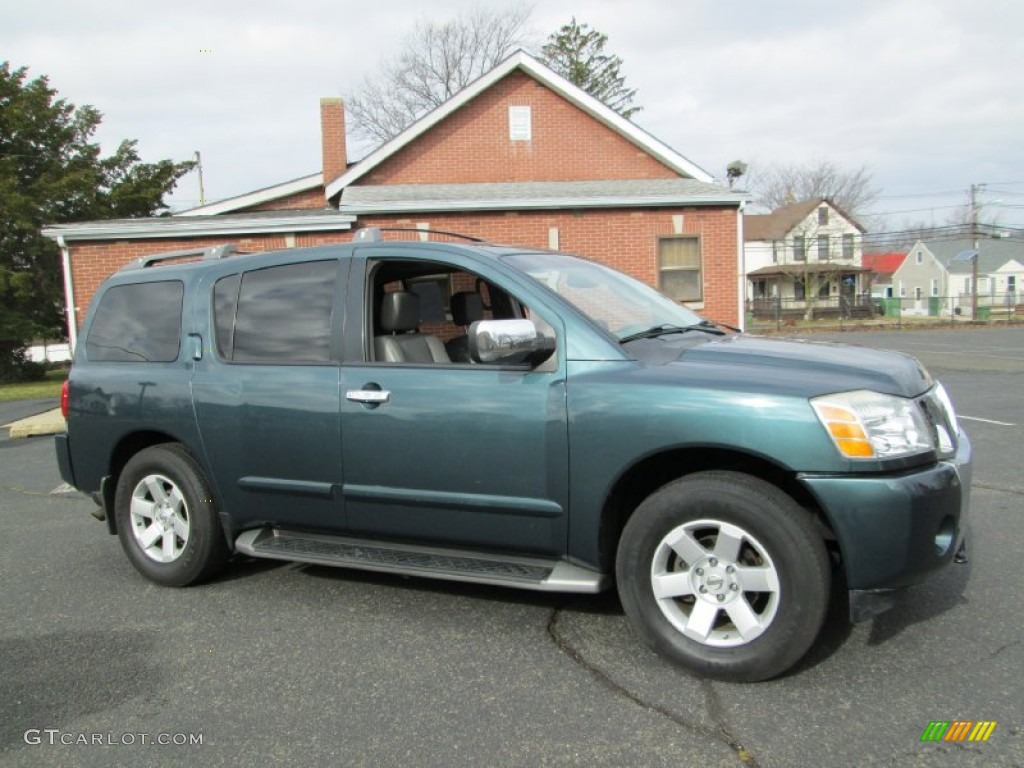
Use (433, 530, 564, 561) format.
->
(5, 408, 66, 439)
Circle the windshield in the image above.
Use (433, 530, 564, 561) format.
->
(502, 252, 705, 340)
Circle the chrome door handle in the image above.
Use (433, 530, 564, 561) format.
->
(346, 389, 391, 404)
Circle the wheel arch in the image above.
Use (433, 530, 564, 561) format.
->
(102, 431, 198, 534)
(597, 446, 837, 573)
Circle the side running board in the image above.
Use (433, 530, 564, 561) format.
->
(235, 528, 609, 594)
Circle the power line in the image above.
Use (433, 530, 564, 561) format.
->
(874, 189, 966, 200)
(864, 204, 964, 216)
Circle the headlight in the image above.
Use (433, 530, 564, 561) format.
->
(921, 382, 958, 460)
(811, 390, 934, 460)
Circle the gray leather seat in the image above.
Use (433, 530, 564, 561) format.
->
(445, 292, 485, 363)
(374, 291, 450, 363)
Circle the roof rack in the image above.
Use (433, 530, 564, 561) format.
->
(119, 244, 241, 271)
(352, 227, 485, 244)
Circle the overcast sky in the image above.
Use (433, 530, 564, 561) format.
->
(5, 0, 1023, 232)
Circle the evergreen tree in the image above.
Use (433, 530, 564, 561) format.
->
(540, 18, 641, 119)
(0, 62, 194, 380)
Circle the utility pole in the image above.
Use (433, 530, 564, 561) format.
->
(195, 151, 206, 206)
(970, 183, 980, 319)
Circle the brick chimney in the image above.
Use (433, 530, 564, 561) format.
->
(320, 97, 347, 189)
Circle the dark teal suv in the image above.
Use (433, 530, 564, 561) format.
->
(55, 231, 971, 681)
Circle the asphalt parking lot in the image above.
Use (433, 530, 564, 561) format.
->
(1, 327, 1021, 767)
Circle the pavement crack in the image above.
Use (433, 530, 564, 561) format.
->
(547, 604, 760, 766)
(973, 482, 1024, 497)
(988, 638, 1021, 659)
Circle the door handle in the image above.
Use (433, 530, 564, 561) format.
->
(346, 389, 391, 404)
(188, 333, 203, 361)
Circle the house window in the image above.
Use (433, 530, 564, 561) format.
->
(842, 234, 854, 259)
(794, 278, 806, 300)
(915, 250, 923, 265)
(1009, 276, 1017, 294)
(658, 237, 702, 302)
(817, 235, 830, 261)
(793, 236, 806, 261)
(508, 106, 531, 141)
(931, 279, 939, 297)
(818, 280, 830, 298)
(914, 287, 922, 300)
(771, 241, 779, 264)
(818, 207, 829, 225)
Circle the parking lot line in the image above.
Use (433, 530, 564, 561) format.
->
(959, 416, 1016, 427)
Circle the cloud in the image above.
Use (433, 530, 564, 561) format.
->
(2, 0, 1020, 224)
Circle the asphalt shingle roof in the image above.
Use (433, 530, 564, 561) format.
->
(921, 238, 1024, 274)
(744, 198, 866, 241)
(340, 179, 745, 209)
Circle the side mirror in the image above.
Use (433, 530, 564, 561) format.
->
(468, 319, 555, 366)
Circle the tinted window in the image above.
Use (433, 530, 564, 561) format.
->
(86, 281, 183, 362)
(213, 273, 241, 359)
(231, 261, 337, 363)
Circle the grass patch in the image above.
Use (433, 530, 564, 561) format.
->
(0, 368, 68, 403)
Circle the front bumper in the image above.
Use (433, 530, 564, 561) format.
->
(799, 431, 972, 596)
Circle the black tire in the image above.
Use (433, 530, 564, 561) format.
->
(114, 444, 228, 587)
(616, 471, 830, 682)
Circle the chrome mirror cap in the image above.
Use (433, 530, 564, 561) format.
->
(469, 319, 555, 366)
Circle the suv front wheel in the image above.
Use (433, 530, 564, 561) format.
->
(616, 471, 830, 682)
(114, 444, 228, 587)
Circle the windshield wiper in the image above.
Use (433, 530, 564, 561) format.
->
(696, 319, 741, 333)
(618, 323, 726, 343)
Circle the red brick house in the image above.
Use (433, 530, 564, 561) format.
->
(44, 51, 746, 348)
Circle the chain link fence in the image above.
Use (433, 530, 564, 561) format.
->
(746, 292, 1022, 333)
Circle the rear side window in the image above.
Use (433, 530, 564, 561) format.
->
(217, 260, 337, 364)
(213, 273, 240, 359)
(86, 281, 184, 363)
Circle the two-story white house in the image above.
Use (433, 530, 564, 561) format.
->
(744, 198, 869, 319)
(892, 237, 1023, 316)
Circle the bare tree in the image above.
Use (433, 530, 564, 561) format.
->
(346, 4, 534, 145)
(748, 160, 879, 219)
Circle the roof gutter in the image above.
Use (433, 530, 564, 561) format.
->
(340, 195, 745, 216)
(737, 201, 746, 332)
(42, 212, 357, 242)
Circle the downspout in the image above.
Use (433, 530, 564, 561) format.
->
(57, 236, 78, 352)
(737, 202, 746, 332)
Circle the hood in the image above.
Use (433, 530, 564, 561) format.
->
(658, 334, 932, 398)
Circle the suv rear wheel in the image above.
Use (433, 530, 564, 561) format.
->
(616, 471, 830, 682)
(114, 444, 228, 587)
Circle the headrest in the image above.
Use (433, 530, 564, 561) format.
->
(379, 291, 420, 333)
(451, 292, 484, 327)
